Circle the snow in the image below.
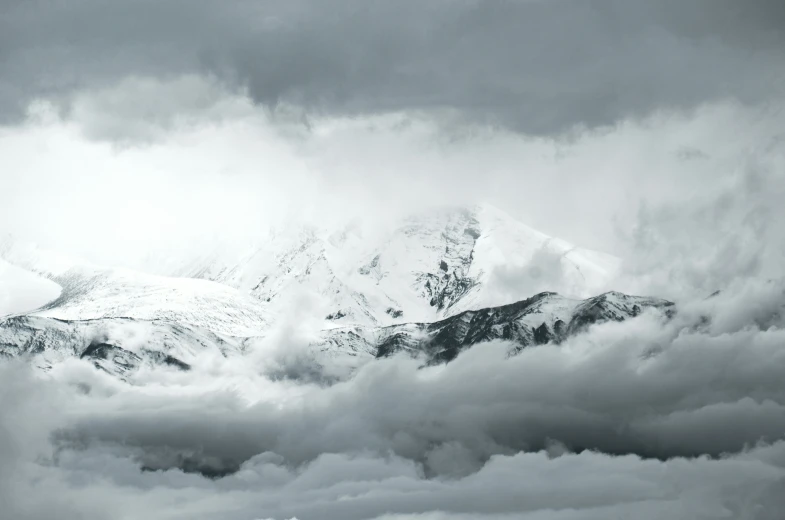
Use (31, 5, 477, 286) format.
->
(31, 267, 271, 337)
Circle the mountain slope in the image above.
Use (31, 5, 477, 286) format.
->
(0, 251, 270, 377)
(0, 314, 243, 376)
(31, 267, 270, 336)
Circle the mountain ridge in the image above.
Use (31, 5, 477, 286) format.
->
(0, 289, 674, 379)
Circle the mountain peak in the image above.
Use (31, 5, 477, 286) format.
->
(1, 205, 621, 330)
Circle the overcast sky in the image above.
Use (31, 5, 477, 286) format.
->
(1, 0, 784, 129)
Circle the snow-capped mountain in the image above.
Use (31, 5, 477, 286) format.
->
(0, 204, 648, 379)
(144, 204, 621, 327)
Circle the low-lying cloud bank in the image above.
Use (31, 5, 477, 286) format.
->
(2, 275, 785, 519)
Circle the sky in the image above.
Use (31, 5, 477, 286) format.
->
(2, 1, 785, 519)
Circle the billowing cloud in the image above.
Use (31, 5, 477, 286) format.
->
(1, 277, 784, 519)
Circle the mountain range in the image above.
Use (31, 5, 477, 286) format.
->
(0, 204, 672, 379)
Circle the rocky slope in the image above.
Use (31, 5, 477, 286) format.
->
(0, 314, 243, 376)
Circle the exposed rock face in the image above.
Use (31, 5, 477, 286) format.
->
(366, 291, 674, 364)
(412, 208, 482, 313)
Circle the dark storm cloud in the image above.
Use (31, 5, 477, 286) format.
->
(1, 0, 784, 134)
